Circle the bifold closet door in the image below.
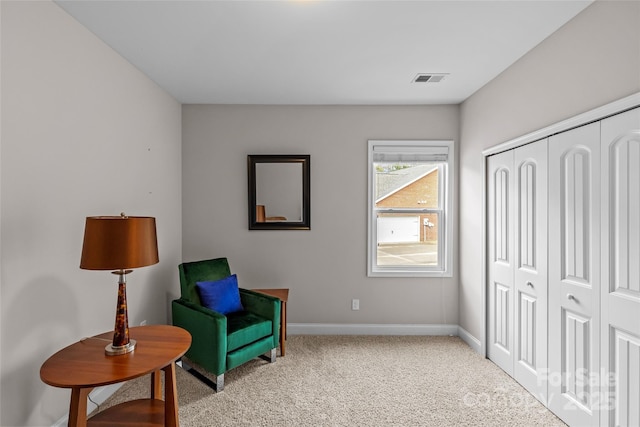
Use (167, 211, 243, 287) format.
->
(488, 150, 515, 375)
(548, 121, 601, 427)
(487, 139, 548, 405)
(600, 107, 640, 427)
(513, 139, 548, 404)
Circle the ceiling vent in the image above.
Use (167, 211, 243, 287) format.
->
(413, 73, 448, 83)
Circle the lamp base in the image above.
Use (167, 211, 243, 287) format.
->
(105, 339, 136, 356)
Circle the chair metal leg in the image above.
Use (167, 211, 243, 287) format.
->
(177, 359, 225, 392)
(215, 374, 224, 391)
(177, 348, 274, 392)
(259, 347, 278, 363)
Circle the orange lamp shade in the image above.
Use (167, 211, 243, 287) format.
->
(80, 216, 159, 271)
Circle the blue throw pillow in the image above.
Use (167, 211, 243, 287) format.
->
(196, 274, 244, 315)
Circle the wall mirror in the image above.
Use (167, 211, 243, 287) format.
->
(248, 154, 310, 230)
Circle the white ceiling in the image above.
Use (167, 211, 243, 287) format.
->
(55, 0, 592, 105)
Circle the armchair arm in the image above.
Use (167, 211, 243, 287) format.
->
(171, 298, 227, 376)
(239, 289, 281, 349)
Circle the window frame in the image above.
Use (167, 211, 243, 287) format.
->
(367, 140, 454, 277)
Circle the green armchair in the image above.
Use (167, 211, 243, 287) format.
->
(171, 257, 280, 391)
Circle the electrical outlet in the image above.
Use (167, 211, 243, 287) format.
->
(352, 299, 360, 310)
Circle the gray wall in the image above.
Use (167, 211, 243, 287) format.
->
(182, 105, 460, 326)
(458, 0, 640, 342)
(0, 2, 182, 426)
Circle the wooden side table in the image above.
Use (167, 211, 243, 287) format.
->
(40, 325, 191, 427)
(251, 288, 289, 356)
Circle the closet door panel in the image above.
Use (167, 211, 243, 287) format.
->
(549, 122, 601, 427)
(513, 139, 548, 404)
(601, 107, 640, 427)
(488, 150, 515, 375)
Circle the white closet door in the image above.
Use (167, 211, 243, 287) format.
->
(488, 150, 515, 375)
(600, 107, 640, 427)
(513, 139, 548, 404)
(549, 121, 601, 426)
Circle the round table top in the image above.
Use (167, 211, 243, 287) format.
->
(40, 325, 191, 389)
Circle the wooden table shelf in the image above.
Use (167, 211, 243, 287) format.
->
(86, 399, 165, 426)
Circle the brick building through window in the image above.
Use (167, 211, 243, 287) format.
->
(375, 166, 439, 243)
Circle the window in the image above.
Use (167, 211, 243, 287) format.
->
(367, 140, 454, 277)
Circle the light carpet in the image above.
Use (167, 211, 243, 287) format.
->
(97, 335, 565, 426)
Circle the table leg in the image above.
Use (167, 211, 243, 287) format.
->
(68, 387, 91, 427)
(163, 362, 179, 427)
(281, 301, 287, 356)
(151, 370, 162, 399)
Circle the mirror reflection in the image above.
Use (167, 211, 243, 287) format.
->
(256, 163, 303, 222)
(248, 155, 310, 230)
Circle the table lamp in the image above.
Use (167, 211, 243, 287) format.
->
(80, 213, 159, 356)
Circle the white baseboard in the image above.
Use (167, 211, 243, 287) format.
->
(52, 383, 123, 427)
(288, 323, 483, 355)
(288, 323, 459, 336)
(457, 326, 482, 354)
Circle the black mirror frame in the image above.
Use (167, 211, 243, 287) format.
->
(248, 154, 311, 230)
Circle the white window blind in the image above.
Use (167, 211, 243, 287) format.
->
(372, 145, 449, 163)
